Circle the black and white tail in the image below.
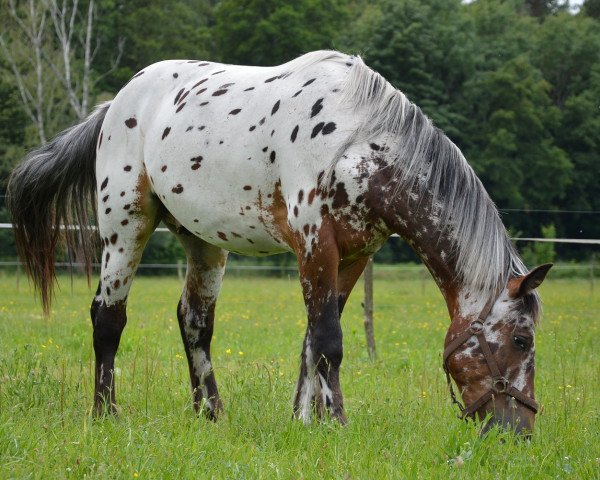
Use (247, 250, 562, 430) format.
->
(7, 102, 111, 313)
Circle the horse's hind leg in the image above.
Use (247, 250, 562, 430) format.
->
(91, 171, 160, 415)
(175, 231, 228, 419)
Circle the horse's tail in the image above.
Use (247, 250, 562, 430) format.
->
(7, 102, 111, 314)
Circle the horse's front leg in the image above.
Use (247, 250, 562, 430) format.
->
(293, 241, 346, 424)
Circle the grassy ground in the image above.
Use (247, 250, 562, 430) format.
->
(0, 270, 598, 479)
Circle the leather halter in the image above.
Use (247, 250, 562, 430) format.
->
(443, 298, 539, 419)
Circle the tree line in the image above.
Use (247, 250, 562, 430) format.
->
(1, 0, 599, 266)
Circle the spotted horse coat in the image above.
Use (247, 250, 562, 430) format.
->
(8, 50, 551, 431)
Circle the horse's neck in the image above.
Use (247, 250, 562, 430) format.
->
(367, 169, 475, 318)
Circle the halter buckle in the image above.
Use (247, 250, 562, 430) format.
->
(469, 320, 484, 335)
(492, 377, 509, 394)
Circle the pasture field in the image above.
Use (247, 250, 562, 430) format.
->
(0, 271, 598, 479)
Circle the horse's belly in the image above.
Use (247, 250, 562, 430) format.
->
(149, 157, 290, 255)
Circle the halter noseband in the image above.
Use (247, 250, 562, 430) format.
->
(443, 298, 538, 419)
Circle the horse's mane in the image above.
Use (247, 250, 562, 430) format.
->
(325, 53, 533, 300)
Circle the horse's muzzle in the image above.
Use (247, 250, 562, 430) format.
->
(479, 396, 535, 437)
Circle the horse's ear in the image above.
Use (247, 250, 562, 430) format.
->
(508, 263, 553, 298)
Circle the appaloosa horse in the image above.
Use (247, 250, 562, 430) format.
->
(8, 50, 551, 434)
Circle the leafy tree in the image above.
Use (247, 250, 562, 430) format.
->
(463, 57, 571, 209)
(213, 0, 348, 65)
(522, 224, 557, 266)
(341, 0, 476, 142)
(582, 0, 600, 18)
(95, 0, 213, 91)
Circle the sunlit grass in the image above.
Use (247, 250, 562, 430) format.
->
(0, 271, 598, 478)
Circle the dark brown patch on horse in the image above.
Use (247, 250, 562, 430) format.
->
(173, 73, 179, 79)
(121, 219, 129, 226)
(271, 100, 280, 115)
(200, 101, 209, 106)
(332, 183, 350, 209)
(294, 206, 299, 217)
(161, 165, 167, 172)
(270, 151, 276, 163)
(190, 156, 203, 170)
(178, 91, 189, 104)
(217, 231, 228, 241)
(244, 87, 255, 91)
(172, 184, 184, 194)
(98, 132, 103, 149)
(303, 78, 316, 87)
(249, 125, 256, 132)
(162, 127, 171, 140)
(212, 89, 228, 96)
(125, 118, 137, 129)
(102, 195, 109, 203)
(298, 190, 304, 204)
(176, 103, 186, 113)
(196, 88, 207, 96)
(243, 185, 252, 191)
(308, 189, 316, 205)
(123, 204, 131, 210)
(231, 232, 242, 238)
(174, 88, 185, 104)
(110, 234, 118, 244)
(211, 70, 226, 75)
(124, 165, 132, 172)
(113, 279, 121, 289)
(311, 98, 324, 118)
(105, 208, 111, 215)
(229, 108, 242, 115)
(100, 177, 109, 190)
(322, 122, 337, 135)
(293, 90, 302, 97)
(311, 122, 325, 138)
(192, 79, 208, 89)
(291, 125, 299, 142)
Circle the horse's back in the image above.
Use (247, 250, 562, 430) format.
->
(97, 51, 368, 255)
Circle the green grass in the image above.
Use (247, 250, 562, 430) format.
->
(0, 271, 599, 479)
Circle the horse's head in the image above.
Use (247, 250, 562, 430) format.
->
(443, 263, 552, 435)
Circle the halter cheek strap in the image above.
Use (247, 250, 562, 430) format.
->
(443, 299, 539, 419)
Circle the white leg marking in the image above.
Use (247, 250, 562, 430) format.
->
(298, 341, 315, 424)
(191, 349, 213, 410)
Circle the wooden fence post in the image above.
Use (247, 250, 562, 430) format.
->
(177, 260, 184, 286)
(363, 256, 376, 360)
(591, 253, 595, 296)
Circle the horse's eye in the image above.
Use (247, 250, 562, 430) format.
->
(513, 335, 530, 351)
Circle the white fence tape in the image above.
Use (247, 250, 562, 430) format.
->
(1, 223, 598, 244)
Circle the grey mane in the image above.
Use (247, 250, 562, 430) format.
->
(335, 53, 531, 298)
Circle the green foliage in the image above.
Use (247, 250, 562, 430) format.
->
(464, 57, 571, 208)
(213, 0, 348, 65)
(95, 0, 214, 91)
(522, 223, 557, 267)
